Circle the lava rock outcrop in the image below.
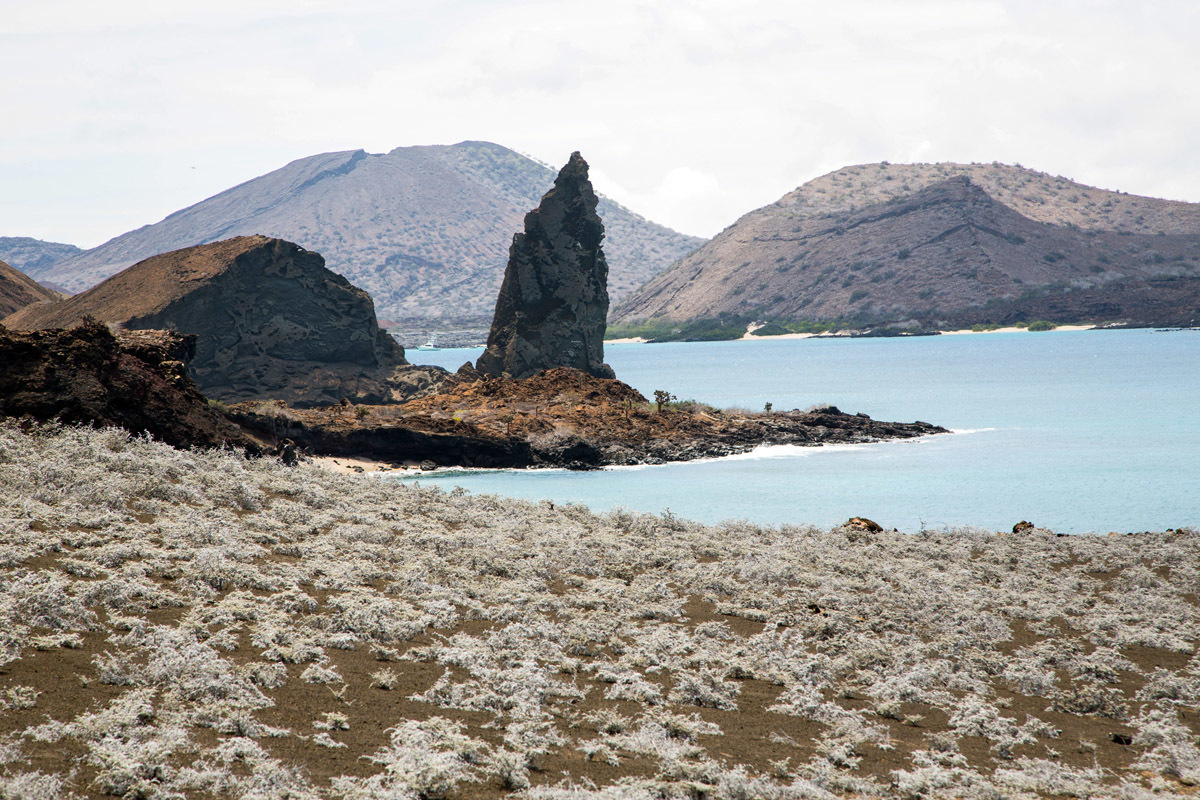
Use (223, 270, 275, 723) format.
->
(4, 236, 411, 406)
(475, 152, 615, 380)
(0, 318, 254, 451)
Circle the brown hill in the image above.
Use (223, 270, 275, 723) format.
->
(614, 164, 1200, 329)
(0, 319, 254, 451)
(770, 161, 1200, 235)
(0, 258, 60, 317)
(3, 236, 416, 406)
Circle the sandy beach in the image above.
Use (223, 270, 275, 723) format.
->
(311, 455, 412, 474)
(611, 324, 1099, 344)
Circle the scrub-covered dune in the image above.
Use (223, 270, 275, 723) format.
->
(0, 422, 1197, 798)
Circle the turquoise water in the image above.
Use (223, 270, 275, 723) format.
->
(401, 329, 1199, 533)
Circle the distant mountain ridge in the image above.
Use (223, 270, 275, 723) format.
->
(613, 162, 1200, 329)
(30, 142, 704, 322)
(0, 237, 82, 282)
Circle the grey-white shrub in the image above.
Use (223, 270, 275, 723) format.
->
(3, 422, 1199, 799)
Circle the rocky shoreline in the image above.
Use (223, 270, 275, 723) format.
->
(229, 367, 946, 470)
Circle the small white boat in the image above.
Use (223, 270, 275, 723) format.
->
(416, 334, 438, 350)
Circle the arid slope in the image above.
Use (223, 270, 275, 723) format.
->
(0, 258, 60, 318)
(614, 163, 1200, 328)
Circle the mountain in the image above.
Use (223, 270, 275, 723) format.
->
(0, 236, 82, 279)
(4, 236, 415, 406)
(0, 258, 61, 318)
(30, 142, 704, 323)
(612, 163, 1200, 329)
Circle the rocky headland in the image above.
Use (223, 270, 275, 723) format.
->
(0, 156, 948, 468)
(229, 366, 946, 470)
(3, 236, 443, 407)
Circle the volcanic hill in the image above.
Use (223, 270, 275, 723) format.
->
(0, 257, 60, 317)
(3, 236, 425, 407)
(613, 162, 1200, 330)
(28, 141, 704, 324)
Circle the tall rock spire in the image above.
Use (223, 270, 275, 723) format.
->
(475, 152, 616, 380)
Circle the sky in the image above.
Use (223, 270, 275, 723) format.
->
(2, 0, 1198, 249)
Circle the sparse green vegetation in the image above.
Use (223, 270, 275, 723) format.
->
(606, 316, 750, 343)
(1026, 319, 1058, 331)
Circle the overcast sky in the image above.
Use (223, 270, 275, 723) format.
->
(2, 0, 1198, 248)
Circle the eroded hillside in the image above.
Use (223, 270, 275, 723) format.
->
(613, 163, 1200, 329)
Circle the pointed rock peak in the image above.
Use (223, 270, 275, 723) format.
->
(475, 152, 615, 381)
(560, 150, 589, 181)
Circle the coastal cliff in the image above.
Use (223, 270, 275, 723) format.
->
(0, 319, 255, 451)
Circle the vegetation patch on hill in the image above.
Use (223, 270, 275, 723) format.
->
(1, 423, 1197, 798)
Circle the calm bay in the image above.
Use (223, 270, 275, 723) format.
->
(402, 328, 1199, 533)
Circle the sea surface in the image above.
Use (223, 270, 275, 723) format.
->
(400, 329, 1199, 534)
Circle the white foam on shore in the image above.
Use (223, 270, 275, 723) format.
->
(377, 429, 955, 478)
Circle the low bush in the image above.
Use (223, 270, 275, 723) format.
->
(0, 421, 1196, 797)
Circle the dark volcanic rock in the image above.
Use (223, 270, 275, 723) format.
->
(476, 152, 615, 380)
(0, 319, 255, 451)
(243, 367, 947, 470)
(4, 236, 417, 407)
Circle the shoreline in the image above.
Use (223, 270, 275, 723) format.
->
(608, 322, 1100, 344)
(311, 455, 420, 474)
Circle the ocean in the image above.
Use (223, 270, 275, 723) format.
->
(399, 328, 1199, 534)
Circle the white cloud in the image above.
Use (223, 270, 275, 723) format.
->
(1, 0, 1198, 247)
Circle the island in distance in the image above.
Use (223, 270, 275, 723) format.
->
(612, 161, 1200, 337)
